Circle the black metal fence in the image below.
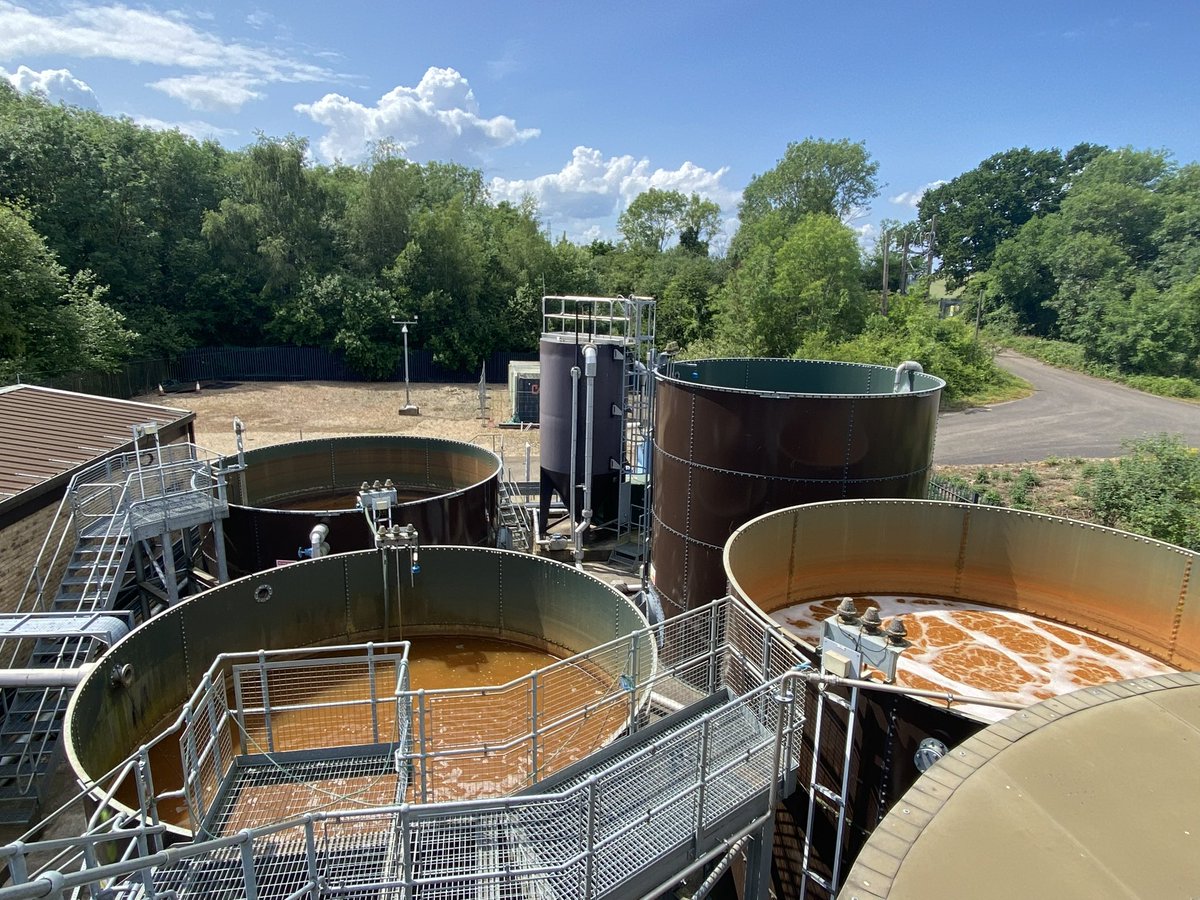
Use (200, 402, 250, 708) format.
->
(927, 475, 981, 504)
(7, 347, 539, 401)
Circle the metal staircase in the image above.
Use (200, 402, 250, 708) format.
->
(0, 442, 230, 824)
(497, 472, 531, 551)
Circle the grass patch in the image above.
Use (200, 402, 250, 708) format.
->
(947, 366, 1031, 410)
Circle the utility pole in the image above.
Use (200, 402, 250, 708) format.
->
(925, 215, 937, 278)
(899, 231, 911, 295)
(880, 230, 890, 316)
(392, 316, 420, 415)
(974, 283, 985, 342)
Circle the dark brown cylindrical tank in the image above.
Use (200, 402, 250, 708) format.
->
(223, 436, 500, 575)
(650, 358, 943, 615)
(538, 336, 625, 525)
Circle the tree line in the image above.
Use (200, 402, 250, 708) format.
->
(2, 82, 1197, 405)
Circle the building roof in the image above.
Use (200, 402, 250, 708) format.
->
(0, 384, 194, 505)
(843, 672, 1200, 899)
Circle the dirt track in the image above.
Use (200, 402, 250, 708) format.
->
(137, 381, 542, 465)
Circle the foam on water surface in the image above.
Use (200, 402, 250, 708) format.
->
(772, 595, 1177, 723)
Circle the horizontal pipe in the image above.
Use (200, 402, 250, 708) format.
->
(0, 666, 93, 689)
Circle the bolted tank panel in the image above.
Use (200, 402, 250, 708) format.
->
(538, 336, 625, 524)
(65, 547, 654, 827)
(223, 435, 500, 574)
(650, 358, 943, 615)
(724, 499, 1197, 890)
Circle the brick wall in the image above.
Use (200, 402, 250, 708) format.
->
(0, 499, 71, 615)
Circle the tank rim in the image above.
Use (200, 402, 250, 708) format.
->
(656, 356, 947, 399)
(229, 434, 503, 514)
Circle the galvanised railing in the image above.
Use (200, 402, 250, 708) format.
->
(0, 596, 806, 899)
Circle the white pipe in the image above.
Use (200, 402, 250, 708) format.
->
(0, 666, 93, 688)
(893, 359, 923, 393)
(569, 365, 581, 565)
(310, 523, 329, 559)
(578, 344, 598, 566)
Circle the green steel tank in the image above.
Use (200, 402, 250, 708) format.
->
(65, 546, 653, 833)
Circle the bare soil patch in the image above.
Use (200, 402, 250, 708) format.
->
(934, 457, 1100, 523)
(136, 381, 541, 463)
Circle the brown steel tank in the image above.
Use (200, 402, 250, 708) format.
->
(223, 435, 501, 575)
(723, 499, 1198, 897)
(650, 358, 944, 616)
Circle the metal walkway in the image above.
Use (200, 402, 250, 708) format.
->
(0, 443, 229, 824)
(0, 596, 806, 899)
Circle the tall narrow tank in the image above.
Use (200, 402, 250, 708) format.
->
(651, 357, 944, 615)
(538, 324, 627, 528)
(223, 435, 501, 574)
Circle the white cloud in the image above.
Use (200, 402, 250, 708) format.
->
(2, 63, 99, 108)
(889, 180, 947, 208)
(151, 73, 263, 112)
(0, 2, 330, 110)
(491, 145, 740, 242)
(295, 66, 539, 163)
(130, 114, 238, 141)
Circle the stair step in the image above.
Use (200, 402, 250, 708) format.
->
(0, 758, 50, 781)
(0, 796, 41, 825)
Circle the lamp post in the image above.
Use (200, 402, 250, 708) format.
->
(393, 317, 420, 415)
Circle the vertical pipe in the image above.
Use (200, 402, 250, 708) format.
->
(695, 715, 711, 841)
(581, 345, 598, 550)
(160, 532, 179, 604)
(417, 690, 429, 803)
(569, 365, 581, 564)
(303, 817, 319, 899)
(239, 831, 260, 900)
(584, 776, 599, 899)
(530, 670, 540, 783)
(212, 516, 229, 583)
(258, 650, 273, 753)
(368, 644, 379, 744)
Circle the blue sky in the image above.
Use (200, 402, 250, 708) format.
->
(3, 1, 1199, 248)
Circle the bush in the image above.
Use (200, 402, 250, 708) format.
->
(1080, 434, 1200, 550)
(799, 294, 1007, 404)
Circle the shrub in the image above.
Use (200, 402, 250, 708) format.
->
(1080, 434, 1200, 550)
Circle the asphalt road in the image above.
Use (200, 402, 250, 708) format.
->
(933, 352, 1200, 465)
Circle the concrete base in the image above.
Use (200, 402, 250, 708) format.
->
(397, 405, 421, 416)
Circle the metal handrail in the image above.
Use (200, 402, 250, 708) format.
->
(0, 674, 802, 900)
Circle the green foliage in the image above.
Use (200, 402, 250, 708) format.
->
(737, 138, 879, 249)
(1080, 434, 1200, 550)
(710, 213, 866, 356)
(618, 189, 722, 256)
(918, 146, 1079, 282)
(0, 201, 133, 378)
(799, 293, 1005, 405)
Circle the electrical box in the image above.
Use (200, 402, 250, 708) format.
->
(508, 361, 540, 424)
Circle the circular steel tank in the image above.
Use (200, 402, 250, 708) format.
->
(724, 499, 1198, 893)
(65, 547, 653, 830)
(651, 358, 944, 615)
(538, 336, 625, 526)
(223, 435, 501, 574)
(843, 673, 1200, 900)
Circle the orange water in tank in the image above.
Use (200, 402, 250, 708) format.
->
(772, 596, 1177, 722)
(128, 636, 620, 830)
